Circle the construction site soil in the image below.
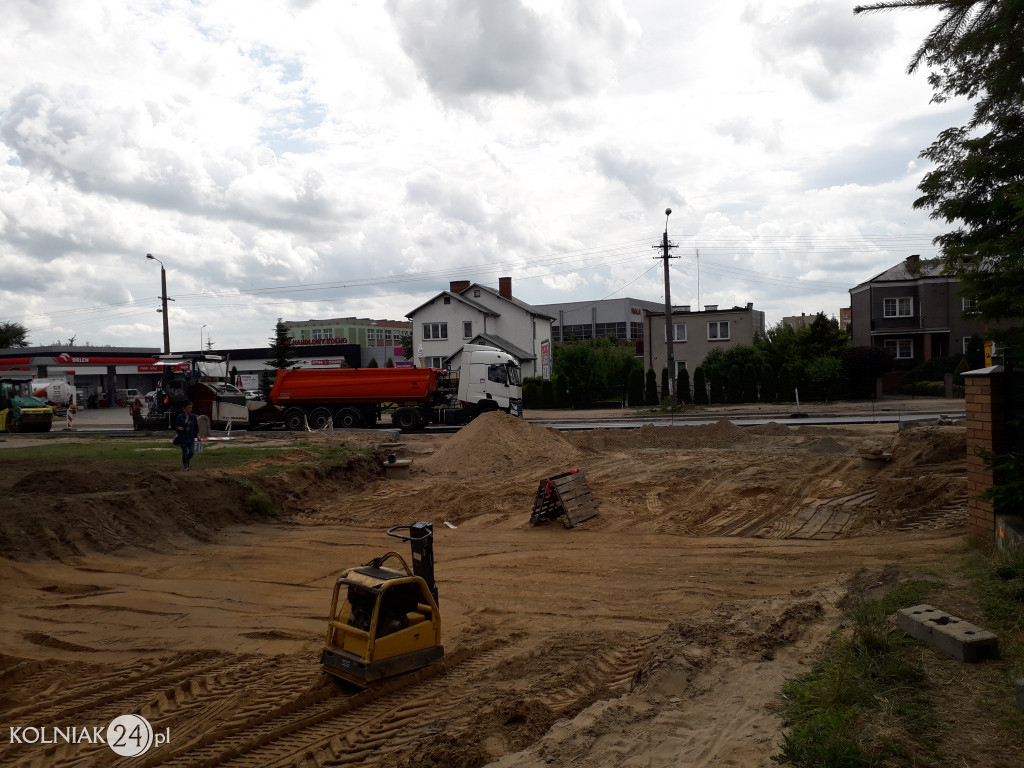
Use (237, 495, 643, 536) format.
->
(0, 412, 984, 767)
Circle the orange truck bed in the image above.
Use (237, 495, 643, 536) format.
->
(269, 367, 442, 405)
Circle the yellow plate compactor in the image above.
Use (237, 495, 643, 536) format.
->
(320, 522, 443, 687)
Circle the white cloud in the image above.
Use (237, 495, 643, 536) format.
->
(385, 0, 640, 105)
(0, 0, 958, 348)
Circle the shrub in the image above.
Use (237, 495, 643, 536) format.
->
(677, 367, 691, 404)
(645, 369, 659, 405)
(759, 363, 776, 402)
(552, 373, 570, 407)
(692, 367, 709, 405)
(726, 365, 743, 403)
(540, 379, 554, 408)
(742, 365, 758, 403)
(778, 364, 796, 403)
(708, 367, 725, 404)
(522, 378, 543, 408)
(627, 368, 644, 407)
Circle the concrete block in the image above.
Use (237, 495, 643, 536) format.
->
(897, 604, 999, 663)
(1017, 679, 1024, 711)
(383, 459, 413, 480)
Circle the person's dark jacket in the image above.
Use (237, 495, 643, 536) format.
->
(175, 412, 199, 444)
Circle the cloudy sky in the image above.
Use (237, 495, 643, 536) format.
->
(1, 0, 966, 350)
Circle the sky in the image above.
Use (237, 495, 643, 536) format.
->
(0, 0, 968, 351)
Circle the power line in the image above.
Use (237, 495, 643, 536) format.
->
(2, 231, 943, 326)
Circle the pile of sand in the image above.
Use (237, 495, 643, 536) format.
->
(891, 425, 966, 467)
(807, 436, 846, 455)
(420, 411, 581, 477)
(566, 419, 751, 452)
(746, 422, 793, 437)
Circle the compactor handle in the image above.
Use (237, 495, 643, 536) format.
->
(386, 522, 437, 605)
(386, 522, 433, 543)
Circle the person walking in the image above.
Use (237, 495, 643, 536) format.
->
(174, 401, 200, 470)
(130, 397, 144, 430)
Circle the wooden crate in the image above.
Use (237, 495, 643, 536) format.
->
(530, 470, 599, 528)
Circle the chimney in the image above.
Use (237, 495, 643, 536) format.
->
(449, 280, 470, 294)
(906, 254, 921, 274)
(704, 304, 718, 311)
(499, 276, 512, 299)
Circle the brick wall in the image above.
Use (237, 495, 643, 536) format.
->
(964, 367, 1006, 540)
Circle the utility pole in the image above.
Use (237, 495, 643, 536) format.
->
(146, 253, 172, 355)
(653, 208, 678, 397)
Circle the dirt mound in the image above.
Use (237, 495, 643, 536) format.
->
(566, 419, 752, 452)
(0, 453, 382, 561)
(747, 422, 793, 437)
(396, 693, 556, 768)
(891, 424, 966, 467)
(807, 436, 846, 455)
(0, 470, 261, 561)
(420, 411, 581, 476)
(11, 468, 117, 495)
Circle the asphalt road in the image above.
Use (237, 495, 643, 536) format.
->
(9, 396, 965, 438)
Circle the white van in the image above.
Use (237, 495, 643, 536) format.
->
(116, 389, 140, 406)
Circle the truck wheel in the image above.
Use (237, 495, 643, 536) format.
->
(308, 407, 333, 430)
(336, 407, 362, 429)
(392, 408, 420, 432)
(283, 407, 307, 431)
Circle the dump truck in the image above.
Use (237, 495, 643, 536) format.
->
(268, 344, 523, 431)
(0, 372, 54, 432)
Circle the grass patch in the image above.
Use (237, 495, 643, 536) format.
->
(774, 557, 1024, 767)
(236, 479, 279, 517)
(2, 439, 370, 473)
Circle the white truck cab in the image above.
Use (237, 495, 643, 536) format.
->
(451, 344, 523, 417)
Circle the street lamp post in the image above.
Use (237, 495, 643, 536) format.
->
(146, 253, 171, 355)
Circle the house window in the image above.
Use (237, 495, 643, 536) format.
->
(883, 297, 913, 318)
(674, 360, 687, 377)
(312, 328, 323, 341)
(443, 296, 451, 304)
(424, 356, 444, 368)
(423, 323, 448, 340)
(884, 338, 913, 359)
(673, 323, 687, 342)
(708, 321, 730, 340)
(473, 289, 481, 297)
(963, 336, 974, 354)
(463, 321, 473, 339)
(962, 298, 975, 311)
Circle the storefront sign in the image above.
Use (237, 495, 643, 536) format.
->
(293, 338, 347, 346)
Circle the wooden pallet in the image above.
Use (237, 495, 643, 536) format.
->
(530, 470, 599, 528)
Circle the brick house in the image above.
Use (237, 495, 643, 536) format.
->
(849, 254, 1016, 390)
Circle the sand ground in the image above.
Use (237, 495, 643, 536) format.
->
(0, 410, 974, 767)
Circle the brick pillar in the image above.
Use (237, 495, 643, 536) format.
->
(963, 367, 1006, 541)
